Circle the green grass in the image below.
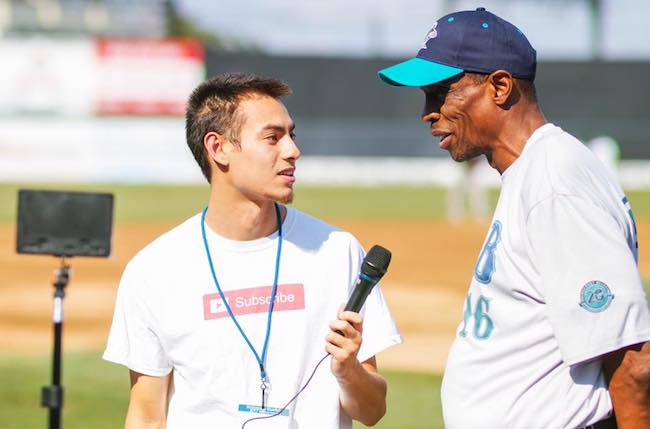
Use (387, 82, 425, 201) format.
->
(0, 182, 494, 223)
(627, 190, 650, 217)
(0, 352, 129, 429)
(0, 352, 442, 429)
(0, 183, 209, 223)
(293, 185, 451, 219)
(4, 182, 650, 224)
(357, 372, 444, 429)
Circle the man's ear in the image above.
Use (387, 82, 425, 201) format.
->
(487, 70, 514, 107)
(204, 131, 231, 167)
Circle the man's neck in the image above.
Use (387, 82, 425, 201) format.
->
(203, 187, 284, 241)
(489, 106, 546, 174)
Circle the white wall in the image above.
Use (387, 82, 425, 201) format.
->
(2, 116, 649, 189)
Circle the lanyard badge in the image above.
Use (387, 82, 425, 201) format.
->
(201, 203, 284, 409)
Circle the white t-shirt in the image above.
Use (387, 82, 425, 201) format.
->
(442, 124, 650, 429)
(104, 207, 402, 429)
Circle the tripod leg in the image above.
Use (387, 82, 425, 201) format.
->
(42, 263, 69, 429)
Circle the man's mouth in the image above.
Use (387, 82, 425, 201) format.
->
(278, 168, 296, 183)
(432, 130, 452, 149)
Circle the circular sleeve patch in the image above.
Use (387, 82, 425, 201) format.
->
(579, 281, 615, 312)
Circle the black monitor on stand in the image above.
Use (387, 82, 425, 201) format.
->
(16, 189, 114, 429)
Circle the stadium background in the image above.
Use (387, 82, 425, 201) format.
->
(1, 1, 649, 428)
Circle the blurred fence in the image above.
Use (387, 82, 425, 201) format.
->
(2, 116, 650, 189)
(0, 39, 648, 187)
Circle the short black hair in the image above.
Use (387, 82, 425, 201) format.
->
(185, 73, 292, 183)
(516, 78, 537, 102)
(465, 72, 537, 102)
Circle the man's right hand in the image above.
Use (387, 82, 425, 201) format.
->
(603, 341, 650, 429)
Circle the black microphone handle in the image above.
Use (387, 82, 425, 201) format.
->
(343, 277, 377, 313)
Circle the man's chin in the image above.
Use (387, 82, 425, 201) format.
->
(276, 191, 294, 205)
(449, 151, 467, 163)
(450, 149, 480, 163)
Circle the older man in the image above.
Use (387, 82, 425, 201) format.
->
(379, 7, 650, 429)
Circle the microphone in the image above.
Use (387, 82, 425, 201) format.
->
(344, 245, 392, 312)
(241, 247, 390, 428)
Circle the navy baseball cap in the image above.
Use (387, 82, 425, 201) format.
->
(378, 7, 537, 87)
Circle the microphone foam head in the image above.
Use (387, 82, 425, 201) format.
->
(361, 245, 392, 279)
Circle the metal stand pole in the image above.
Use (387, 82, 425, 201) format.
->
(41, 258, 70, 429)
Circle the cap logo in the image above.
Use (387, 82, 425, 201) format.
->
(579, 280, 614, 313)
(421, 21, 438, 49)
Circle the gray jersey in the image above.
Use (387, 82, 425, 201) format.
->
(442, 124, 650, 429)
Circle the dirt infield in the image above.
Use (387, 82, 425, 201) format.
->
(2, 219, 650, 373)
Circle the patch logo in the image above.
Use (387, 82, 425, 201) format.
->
(203, 283, 305, 320)
(579, 281, 614, 312)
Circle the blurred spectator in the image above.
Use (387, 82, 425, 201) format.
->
(588, 135, 621, 178)
(447, 157, 489, 223)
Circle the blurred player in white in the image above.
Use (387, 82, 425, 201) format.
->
(588, 135, 621, 179)
(378, 7, 650, 429)
(446, 157, 490, 223)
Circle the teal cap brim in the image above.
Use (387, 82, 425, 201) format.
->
(378, 58, 464, 87)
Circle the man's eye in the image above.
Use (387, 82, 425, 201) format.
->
(289, 132, 296, 140)
(266, 135, 279, 142)
(434, 86, 451, 98)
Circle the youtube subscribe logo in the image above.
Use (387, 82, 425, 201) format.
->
(203, 283, 305, 320)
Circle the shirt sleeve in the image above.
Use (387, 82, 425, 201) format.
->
(348, 240, 403, 363)
(357, 283, 403, 363)
(526, 194, 650, 366)
(102, 260, 172, 376)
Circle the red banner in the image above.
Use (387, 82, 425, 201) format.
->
(95, 38, 205, 115)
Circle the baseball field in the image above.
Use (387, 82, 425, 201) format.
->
(2, 183, 650, 429)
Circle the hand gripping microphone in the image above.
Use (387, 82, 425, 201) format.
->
(344, 245, 392, 312)
(241, 244, 391, 429)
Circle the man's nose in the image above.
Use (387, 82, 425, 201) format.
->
(284, 137, 301, 160)
(422, 111, 440, 123)
(422, 97, 442, 122)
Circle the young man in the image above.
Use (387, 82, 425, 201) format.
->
(378, 8, 650, 429)
(104, 73, 402, 428)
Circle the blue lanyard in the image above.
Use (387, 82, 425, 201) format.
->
(200, 203, 283, 408)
